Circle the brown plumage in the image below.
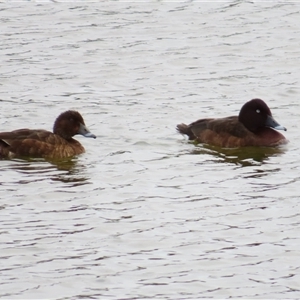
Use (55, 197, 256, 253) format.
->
(177, 99, 288, 148)
(0, 110, 96, 159)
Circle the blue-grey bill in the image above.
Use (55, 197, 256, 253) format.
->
(266, 115, 287, 131)
(78, 123, 96, 138)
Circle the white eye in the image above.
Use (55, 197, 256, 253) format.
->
(256, 109, 260, 113)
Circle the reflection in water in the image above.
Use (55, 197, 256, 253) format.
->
(190, 143, 287, 167)
(3, 157, 90, 186)
(50, 158, 90, 185)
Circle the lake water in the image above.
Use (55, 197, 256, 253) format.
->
(1, 2, 300, 299)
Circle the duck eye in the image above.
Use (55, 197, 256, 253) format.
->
(256, 109, 260, 114)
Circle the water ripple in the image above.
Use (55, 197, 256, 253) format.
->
(1, 2, 300, 300)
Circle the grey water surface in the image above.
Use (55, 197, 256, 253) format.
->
(1, 2, 300, 299)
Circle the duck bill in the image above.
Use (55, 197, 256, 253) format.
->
(266, 115, 287, 131)
(78, 123, 96, 138)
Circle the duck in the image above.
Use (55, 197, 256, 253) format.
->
(177, 98, 288, 148)
(0, 110, 96, 159)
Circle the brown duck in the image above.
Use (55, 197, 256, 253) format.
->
(177, 99, 287, 148)
(0, 110, 96, 159)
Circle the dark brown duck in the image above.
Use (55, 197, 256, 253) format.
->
(0, 110, 96, 159)
(177, 99, 287, 147)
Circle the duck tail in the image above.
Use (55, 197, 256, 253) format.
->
(176, 123, 195, 140)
